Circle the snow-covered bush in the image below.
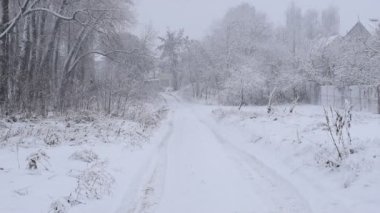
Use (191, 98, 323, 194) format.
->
(74, 162, 115, 200)
(140, 107, 168, 131)
(125, 103, 168, 131)
(48, 199, 69, 213)
(69, 149, 99, 163)
(44, 131, 60, 146)
(26, 150, 50, 170)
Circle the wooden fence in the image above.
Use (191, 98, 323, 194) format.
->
(306, 83, 380, 114)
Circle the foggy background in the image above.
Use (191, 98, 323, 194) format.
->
(135, 0, 380, 38)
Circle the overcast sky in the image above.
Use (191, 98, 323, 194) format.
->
(133, 0, 380, 39)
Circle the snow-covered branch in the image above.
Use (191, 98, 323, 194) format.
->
(24, 8, 88, 24)
(0, 1, 87, 39)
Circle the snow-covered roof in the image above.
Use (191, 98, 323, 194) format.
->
(344, 21, 371, 41)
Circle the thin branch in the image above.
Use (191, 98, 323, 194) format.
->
(66, 50, 140, 77)
(0, 1, 88, 39)
(0, 0, 32, 39)
(24, 8, 88, 24)
(324, 107, 343, 160)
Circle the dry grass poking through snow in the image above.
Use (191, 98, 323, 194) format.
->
(0, 100, 168, 213)
(211, 105, 380, 189)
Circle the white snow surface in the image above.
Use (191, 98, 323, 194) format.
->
(1, 94, 380, 213)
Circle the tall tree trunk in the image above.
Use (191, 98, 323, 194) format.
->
(0, 0, 10, 111)
(15, 16, 32, 112)
(38, 0, 67, 72)
(36, 13, 49, 116)
(52, 30, 61, 108)
(27, 13, 39, 115)
(58, 25, 91, 111)
(59, 15, 103, 111)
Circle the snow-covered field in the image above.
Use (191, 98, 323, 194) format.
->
(0, 101, 170, 213)
(201, 104, 380, 213)
(1, 96, 379, 213)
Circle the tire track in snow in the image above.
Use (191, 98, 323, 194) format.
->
(125, 94, 184, 213)
(127, 142, 168, 213)
(197, 116, 314, 213)
(115, 118, 173, 213)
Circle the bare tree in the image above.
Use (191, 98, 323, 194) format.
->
(158, 29, 188, 91)
(0, 0, 155, 117)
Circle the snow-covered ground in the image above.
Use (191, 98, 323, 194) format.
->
(199, 104, 380, 213)
(0, 100, 170, 213)
(1, 95, 379, 213)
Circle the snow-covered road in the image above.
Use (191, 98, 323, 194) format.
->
(123, 98, 313, 213)
(2, 95, 375, 213)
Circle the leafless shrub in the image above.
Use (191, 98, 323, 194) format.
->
(133, 106, 168, 131)
(1, 127, 25, 146)
(73, 162, 115, 201)
(70, 149, 99, 163)
(323, 102, 353, 161)
(26, 150, 50, 170)
(44, 130, 60, 146)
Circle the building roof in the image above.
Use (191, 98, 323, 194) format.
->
(344, 21, 371, 41)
